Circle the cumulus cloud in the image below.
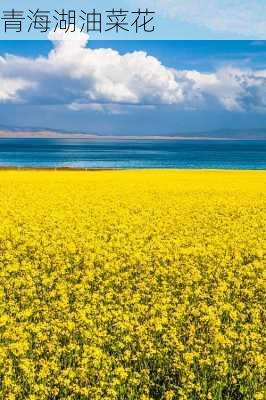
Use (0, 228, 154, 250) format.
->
(177, 67, 266, 112)
(0, 76, 33, 102)
(0, 31, 266, 113)
(0, 30, 183, 107)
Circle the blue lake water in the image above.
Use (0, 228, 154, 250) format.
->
(0, 139, 265, 169)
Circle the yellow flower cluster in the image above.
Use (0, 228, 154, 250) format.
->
(0, 170, 265, 400)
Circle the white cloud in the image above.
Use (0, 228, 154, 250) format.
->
(178, 67, 250, 111)
(147, 0, 266, 37)
(0, 31, 184, 106)
(0, 31, 266, 113)
(0, 76, 32, 102)
(0, 57, 35, 101)
(20, 30, 183, 106)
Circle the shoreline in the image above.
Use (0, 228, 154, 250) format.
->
(0, 166, 122, 171)
(0, 167, 265, 172)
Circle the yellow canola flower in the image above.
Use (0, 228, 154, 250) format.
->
(0, 169, 265, 399)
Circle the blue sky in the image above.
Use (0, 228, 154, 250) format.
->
(0, 38, 266, 136)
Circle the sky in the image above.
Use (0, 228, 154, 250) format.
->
(2, 0, 266, 40)
(1, 36, 266, 136)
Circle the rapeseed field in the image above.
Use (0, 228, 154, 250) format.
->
(0, 170, 265, 400)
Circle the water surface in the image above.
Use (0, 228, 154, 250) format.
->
(0, 139, 265, 169)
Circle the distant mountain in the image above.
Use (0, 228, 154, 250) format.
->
(0, 126, 98, 139)
(181, 129, 266, 140)
(0, 125, 266, 139)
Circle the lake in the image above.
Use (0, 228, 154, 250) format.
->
(0, 138, 265, 169)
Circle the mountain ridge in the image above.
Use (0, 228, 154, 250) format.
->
(0, 126, 266, 140)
